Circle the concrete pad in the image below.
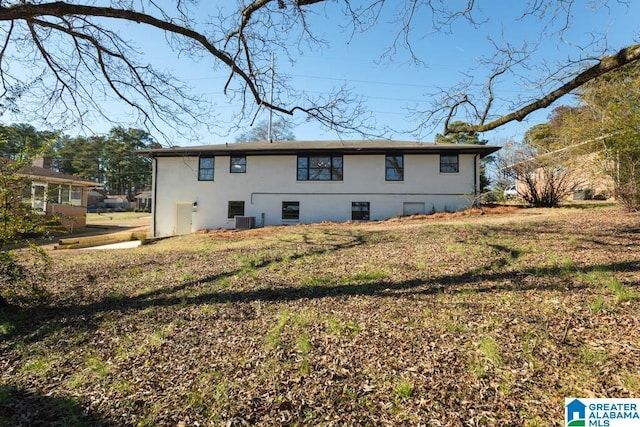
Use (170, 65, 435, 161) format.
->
(81, 240, 143, 250)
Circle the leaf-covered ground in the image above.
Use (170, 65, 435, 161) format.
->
(1, 204, 639, 426)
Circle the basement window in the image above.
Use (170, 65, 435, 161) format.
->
(282, 201, 300, 220)
(351, 202, 370, 221)
(228, 201, 245, 218)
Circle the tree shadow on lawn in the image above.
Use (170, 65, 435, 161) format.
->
(110, 259, 638, 305)
(2, 228, 371, 345)
(4, 256, 639, 348)
(137, 229, 370, 301)
(0, 384, 114, 427)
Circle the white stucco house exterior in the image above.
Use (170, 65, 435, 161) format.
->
(139, 140, 500, 237)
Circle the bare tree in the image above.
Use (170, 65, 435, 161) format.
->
(236, 119, 295, 142)
(0, 1, 638, 143)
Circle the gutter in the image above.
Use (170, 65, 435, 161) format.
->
(474, 154, 480, 208)
(152, 157, 158, 237)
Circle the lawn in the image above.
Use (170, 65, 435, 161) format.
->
(86, 212, 151, 228)
(1, 204, 639, 426)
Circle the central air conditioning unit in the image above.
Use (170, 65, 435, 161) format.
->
(234, 216, 255, 230)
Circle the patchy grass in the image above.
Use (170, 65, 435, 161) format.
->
(1, 205, 639, 425)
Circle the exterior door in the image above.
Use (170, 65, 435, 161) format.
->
(175, 202, 193, 235)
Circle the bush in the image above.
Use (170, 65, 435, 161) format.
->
(1, 157, 52, 307)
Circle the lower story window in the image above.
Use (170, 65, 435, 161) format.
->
(228, 201, 245, 218)
(70, 186, 83, 205)
(352, 202, 370, 221)
(46, 185, 60, 203)
(282, 201, 300, 220)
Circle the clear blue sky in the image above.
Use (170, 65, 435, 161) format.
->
(4, 1, 640, 146)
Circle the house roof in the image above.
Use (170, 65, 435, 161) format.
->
(20, 164, 98, 186)
(138, 140, 500, 158)
(135, 191, 152, 199)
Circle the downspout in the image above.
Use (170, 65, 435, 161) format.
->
(152, 157, 158, 237)
(474, 154, 480, 208)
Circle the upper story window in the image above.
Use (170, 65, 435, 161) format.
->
(385, 155, 404, 181)
(230, 156, 246, 173)
(297, 155, 343, 181)
(198, 156, 215, 181)
(440, 154, 459, 173)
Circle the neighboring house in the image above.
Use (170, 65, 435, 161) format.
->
(19, 157, 98, 229)
(87, 187, 108, 210)
(134, 191, 152, 212)
(568, 151, 614, 200)
(103, 195, 131, 211)
(513, 147, 614, 202)
(88, 190, 137, 212)
(139, 140, 500, 237)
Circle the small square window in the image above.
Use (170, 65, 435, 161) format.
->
(228, 201, 245, 218)
(199, 156, 215, 180)
(282, 201, 300, 220)
(352, 202, 370, 221)
(385, 155, 404, 181)
(440, 154, 459, 173)
(230, 156, 246, 173)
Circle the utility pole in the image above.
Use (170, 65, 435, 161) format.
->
(268, 52, 274, 143)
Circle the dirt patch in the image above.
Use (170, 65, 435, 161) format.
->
(196, 205, 522, 239)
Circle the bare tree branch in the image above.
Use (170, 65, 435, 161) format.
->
(0, 1, 637, 143)
(445, 44, 640, 134)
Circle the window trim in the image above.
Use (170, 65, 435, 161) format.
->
(282, 201, 300, 221)
(227, 201, 245, 218)
(385, 154, 404, 181)
(198, 156, 215, 181)
(440, 154, 459, 173)
(297, 155, 343, 181)
(351, 201, 370, 221)
(230, 155, 246, 174)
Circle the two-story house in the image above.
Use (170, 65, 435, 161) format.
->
(140, 140, 500, 237)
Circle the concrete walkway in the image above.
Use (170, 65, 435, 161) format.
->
(81, 240, 143, 250)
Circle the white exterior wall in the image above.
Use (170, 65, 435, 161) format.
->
(152, 153, 479, 236)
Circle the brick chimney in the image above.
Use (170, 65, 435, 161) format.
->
(32, 157, 52, 169)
